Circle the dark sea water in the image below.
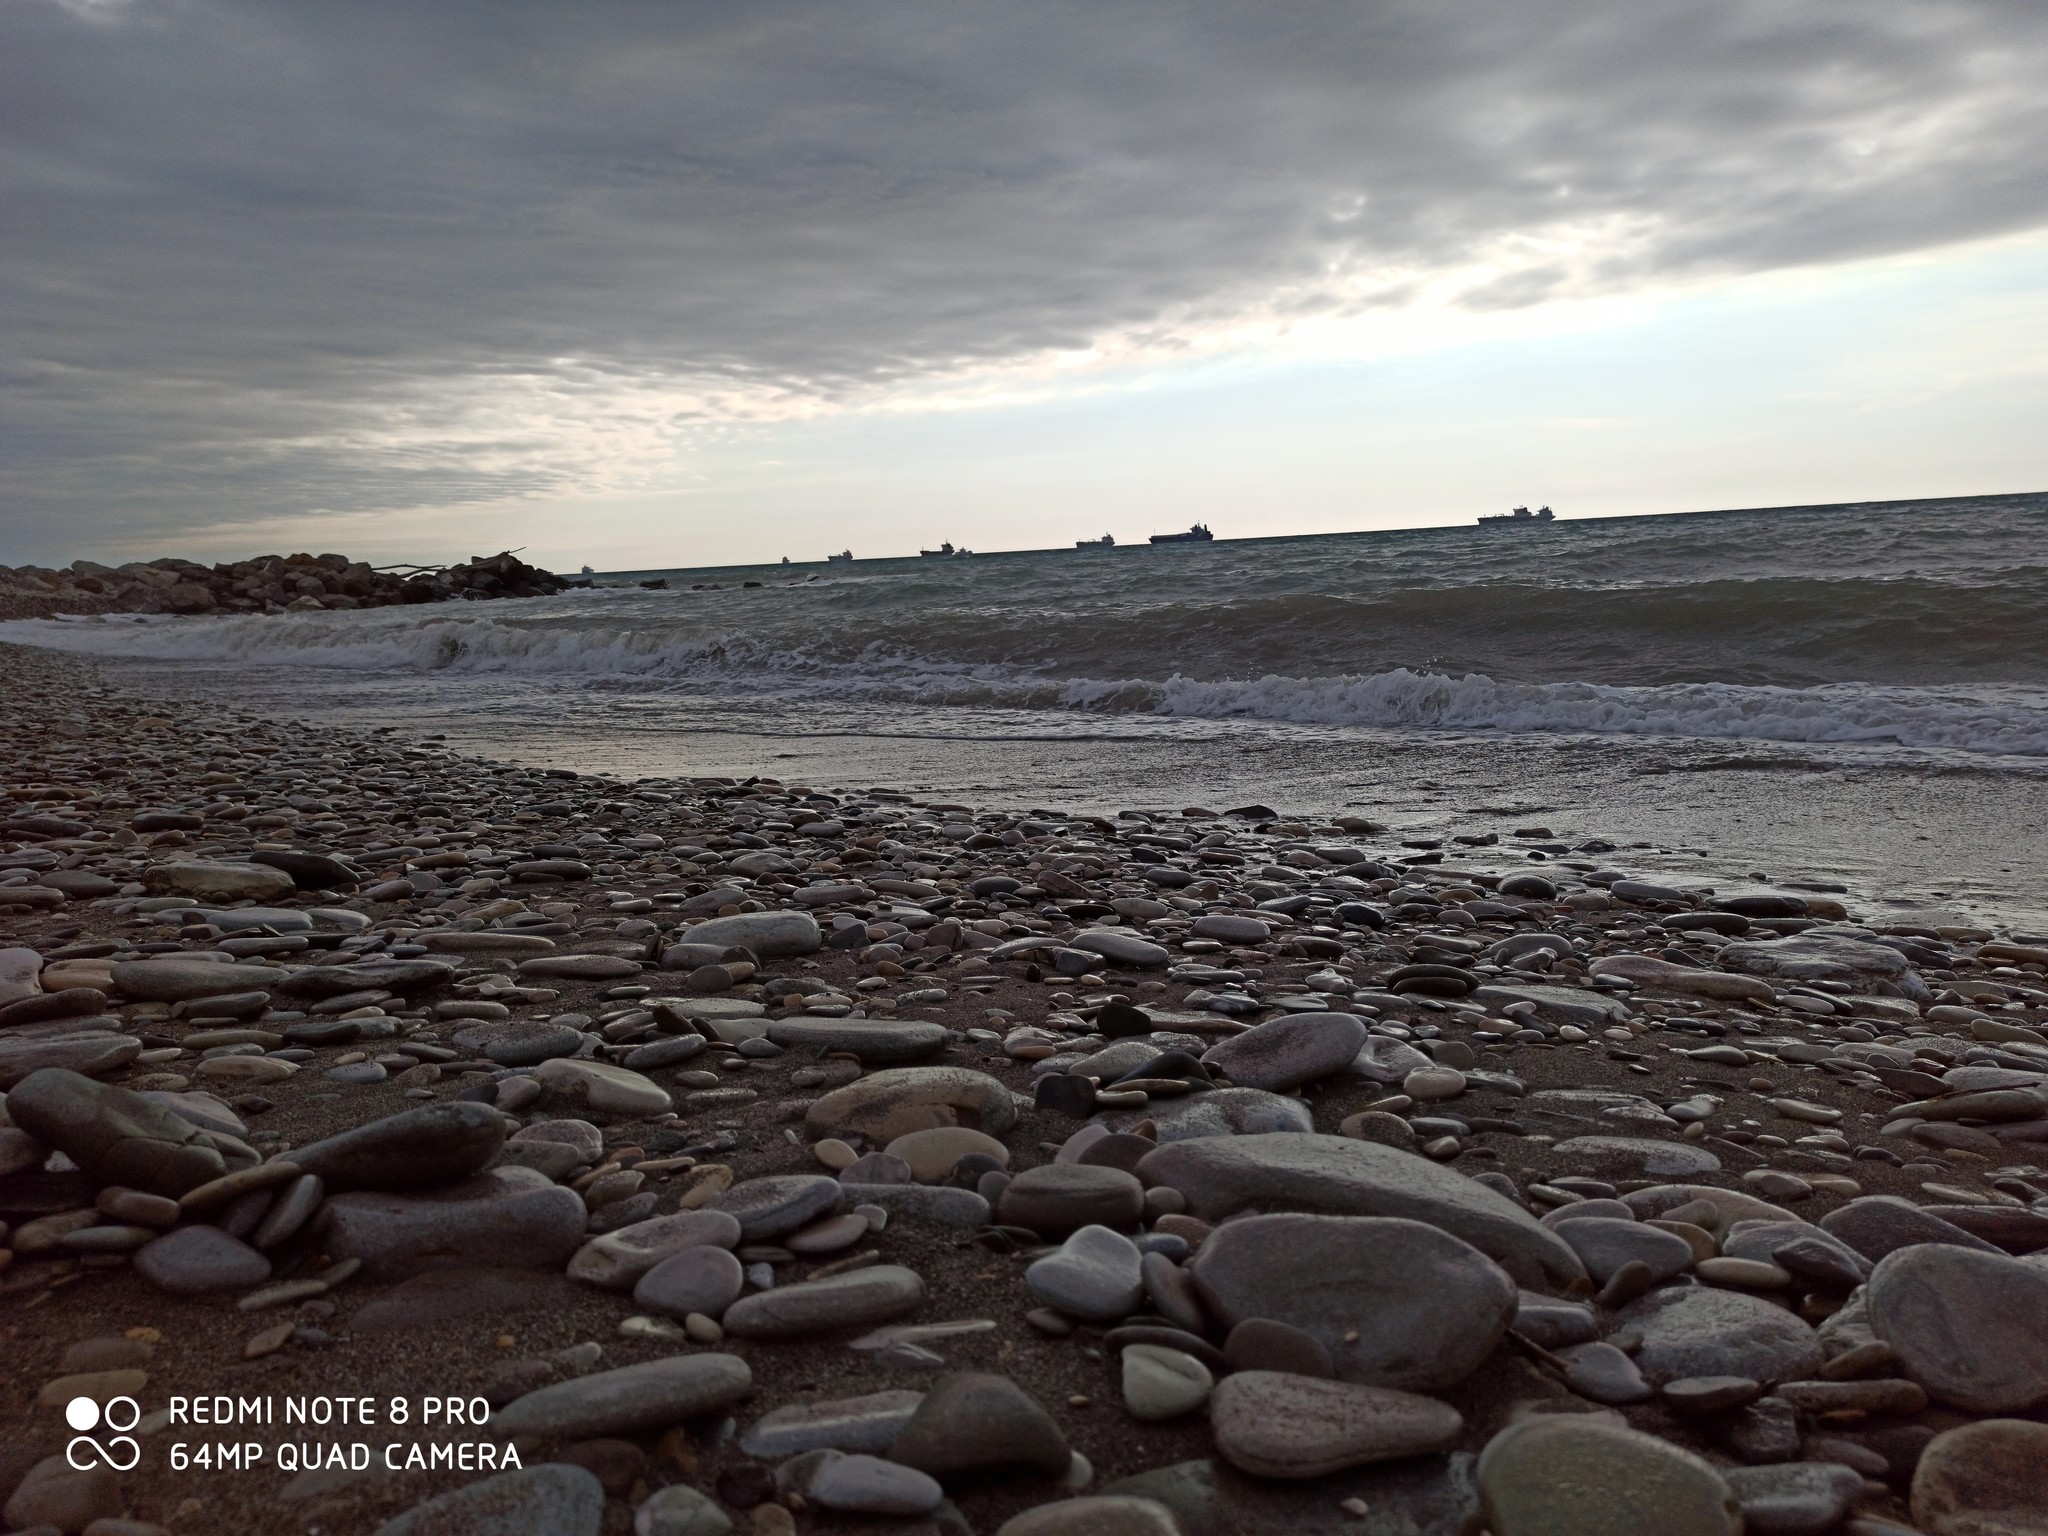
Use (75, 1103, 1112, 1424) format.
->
(8, 492, 2047, 927)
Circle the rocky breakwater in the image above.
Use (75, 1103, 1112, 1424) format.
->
(3, 640, 2048, 1535)
(0, 548, 575, 619)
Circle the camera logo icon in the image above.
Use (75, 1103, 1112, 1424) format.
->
(65, 1396, 142, 1472)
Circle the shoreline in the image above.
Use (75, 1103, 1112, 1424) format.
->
(4, 639, 2047, 1534)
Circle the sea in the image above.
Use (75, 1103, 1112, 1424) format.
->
(7, 492, 2046, 930)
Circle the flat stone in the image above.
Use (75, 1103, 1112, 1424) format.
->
(803, 1451, 944, 1516)
(110, 956, 289, 1006)
(515, 954, 644, 980)
(0, 1032, 141, 1087)
(1136, 1133, 1586, 1290)
(1189, 1213, 1515, 1390)
(1122, 1086, 1315, 1140)
(567, 1210, 744, 1289)
(1587, 956, 1775, 1001)
(351, 1269, 574, 1334)
(326, 1173, 588, 1280)
(482, 1021, 586, 1066)
(631, 1483, 733, 1536)
(1223, 1318, 1334, 1378)
(2, 1457, 126, 1534)
(994, 1497, 1182, 1536)
(145, 860, 297, 902)
(1621, 1286, 1823, 1386)
(998, 1163, 1145, 1236)
(887, 1371, 1070, 1480)
(1478, 1416, 1742, 1536)
(739, 1389, 925, 1458)
(1557, 1342, 1654, 1405)
(1208, 1371, 1463, 1479)
(491, 1354, 752, 1440)
(708, 1174, 843, 1240)
(1725, 1461, 1865, 1536)
(806, 1066, 1019, 1141)
(766, 1018, 946, 1060)
(1911, 1419, 2048, 1536)
(885, 1127, 1009, 1184)
(1556, 1136, 1721, 1178)
(723, 1265, 924, 1339)
(532, 1058, 671, 1115)
(634, 1245, 745, 1319)
(1121, 1342, 1213, 1421)
(1198, 1012, 1367, 1091)
(1556, 1217, 1696, 1285)
(1821, 1195, 2004, 1263)
(677, 911, 822, 957)
(1070, 929, 1173, 968)
(621, 1035, 707, 1071)
(833, 1183, 989, 1227)
(5, 1067, 227, 1196)
(1472, 983, 1634, 1029)
(1867, 1243, 2048, 1412)
(133, 1225, 272, 1294)
(1026, 1225, 1145, 1322)
(1722, 934, 1927, 999)
(290, 1101, 508, 1191)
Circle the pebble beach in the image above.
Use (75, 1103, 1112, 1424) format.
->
(4, 636, 2048, 1536)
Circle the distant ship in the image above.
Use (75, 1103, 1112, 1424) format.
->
(826, 550, 853, 563)
(1075, 534, 1115, 548)
(919, 542, 973, 558)
(1479, 505, 1555, 525)
(580, 564, 594, 575)
(1149, 524, 1214, 544)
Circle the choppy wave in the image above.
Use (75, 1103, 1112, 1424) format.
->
(8, 494, 2045, 759)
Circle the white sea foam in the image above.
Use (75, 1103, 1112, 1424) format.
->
(8, 609, 2045, 757)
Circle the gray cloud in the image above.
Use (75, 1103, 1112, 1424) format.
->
(5, 0, 2046, 554)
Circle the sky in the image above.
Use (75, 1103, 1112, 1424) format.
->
(4, 0, 2046, 571)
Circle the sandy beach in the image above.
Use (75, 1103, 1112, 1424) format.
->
(4, 638, 2047, 1534)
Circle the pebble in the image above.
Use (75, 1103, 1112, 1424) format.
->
(5, 1066, 227, 1196)
(994, 1498, 1182, 1536)
(1822, 1194, 2005, 1262)
(374, 1464, 605, 1536)
(886, 1370, 1071, 1479)
(709, 1174, 844, 1240)
(997, 1163, 1146, 1236)
(567, 1210, 744, 1289)
(765, 1018, 947, 1060)
(633, 1483, 733, 1536)
(1477, 1416, 1742, 1536)
(325, 1175, 588, 1280)
(1137, 1132, 1586, 1290)
(1866, 1243, 2048, 1412)
(1725, 1461, 1867, 1536)
(1910, 1418, 2048, 1536)
(532, 1057, 672, 1115)
(884, 1126, 1009, 1183)
(491, 1354, 753, 1440)
(1207, 1371, 1464, 1478)
(677, 911, 821, 956)
(1554, 1217, 1695, 1285)
(1025, 1225, 1145, 1322)
(1621, 1285, 1823, 1386)
(289, 1100, 507, 1190)
(802, 1451, 944, 1516)
(721, 1264, 924, 1339)
(739, 1389, 924, 1458)
(1197, 1012, 1366, 1091)
(1120, 1342, 1213, 1420)
(633, 1245, 745, 1319)
(132, 1225, 272, 1294)
(805, 1066, 1019, 1141)
(1189, 1212, 1515, 1390)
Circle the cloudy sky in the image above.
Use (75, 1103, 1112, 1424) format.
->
(4, 0, 2046, 569)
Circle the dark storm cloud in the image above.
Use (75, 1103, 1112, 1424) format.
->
(4, 0, 2045, 551)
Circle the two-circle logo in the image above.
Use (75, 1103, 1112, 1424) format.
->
(65, 1396, 142, 1472)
